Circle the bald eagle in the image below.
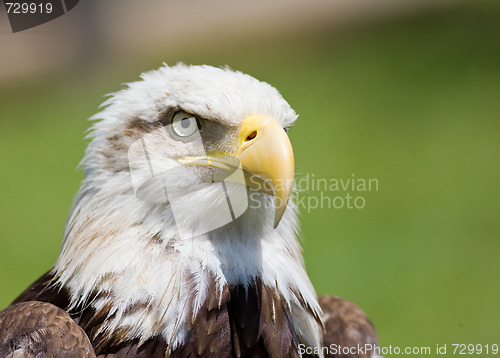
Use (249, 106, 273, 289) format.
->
(0, 64, 378, 357)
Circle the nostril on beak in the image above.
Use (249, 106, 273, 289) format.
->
(245, 131, 257, 141)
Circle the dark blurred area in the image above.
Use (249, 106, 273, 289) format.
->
(1, 0, 457, 87)
(1, 0, 499, 351)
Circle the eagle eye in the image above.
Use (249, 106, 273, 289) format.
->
(169, 111, 201, 140)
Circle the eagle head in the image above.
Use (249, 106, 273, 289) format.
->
(53, 64, 323, 353)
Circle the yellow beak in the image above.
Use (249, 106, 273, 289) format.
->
(235, 114, 294, 227)
(178, 114, 294, 228)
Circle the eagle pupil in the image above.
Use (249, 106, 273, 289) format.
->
(181, 118, 191, 129)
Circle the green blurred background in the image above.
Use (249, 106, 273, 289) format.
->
(1, 0, 499, 353)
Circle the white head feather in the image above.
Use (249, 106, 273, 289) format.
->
(53, 64, 323, 350)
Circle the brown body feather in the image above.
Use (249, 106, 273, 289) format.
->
(318, 296, 378, 358)
(3, 272, 378, 357)
(0, 301, 96, 358)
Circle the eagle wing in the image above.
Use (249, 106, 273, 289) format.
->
(0, 301, 96, 358)
(318, 295, 379, 358)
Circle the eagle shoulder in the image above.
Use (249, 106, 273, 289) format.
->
(318, 295, 378, 358)
(0, 301, 96, 358)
